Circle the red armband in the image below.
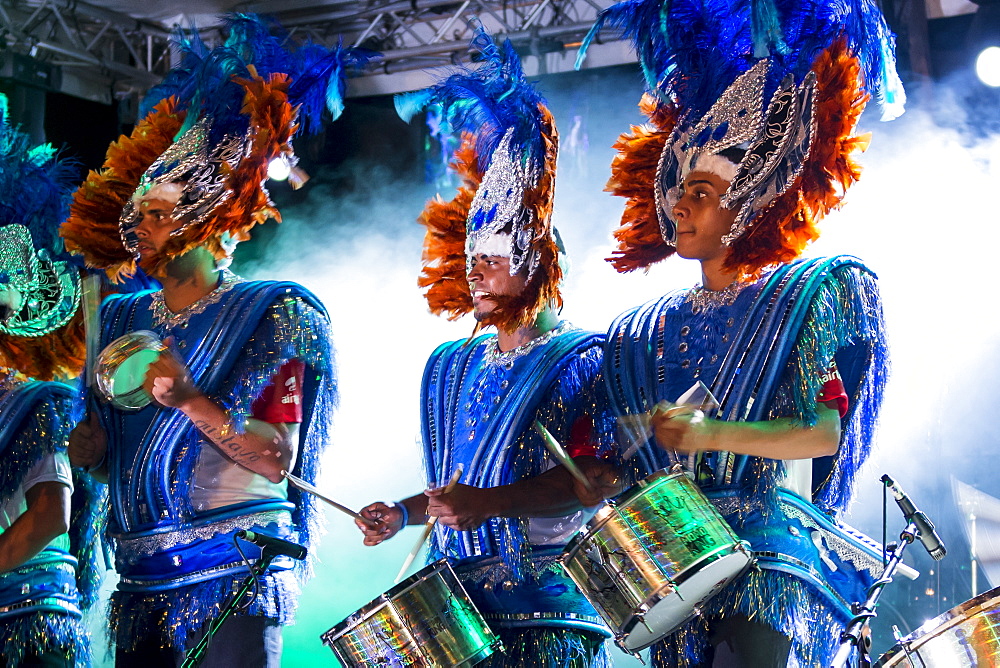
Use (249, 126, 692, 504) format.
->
(250, 359, 305, 424)
(566, 414, 598, 459)
(817, 365, 849, 418)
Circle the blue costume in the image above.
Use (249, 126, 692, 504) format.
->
(605, 256, 888, 666)
(0, 378, 89, 666)
(422, 322, 614, 666)
(95, 276, 336, 652)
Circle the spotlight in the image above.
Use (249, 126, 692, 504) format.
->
(976, 46, 1000, 86)
(267, 156, 291, 181)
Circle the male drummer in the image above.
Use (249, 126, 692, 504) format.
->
(0, 95, 96, 667)
(61, 18, 342, 667)
(585, 0, 901, 664)
(356, 31, 620, 667)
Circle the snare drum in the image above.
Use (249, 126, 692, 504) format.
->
(322, 559, 502, 667)
(875, 585, 1000, 666)
(95, 330, 164, 410)
(561, 467, 753, 654)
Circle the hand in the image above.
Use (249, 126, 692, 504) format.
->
(356, 502, 405, 546)
(425, 483, 490, 531)
(651, 402, 708, 454)
(68, 412, 107, 469)
(571, 457, 624, 506)
(143, 338, 203, 409)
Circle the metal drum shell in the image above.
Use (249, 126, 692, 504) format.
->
(94, 330, 164, 411)
(875, 585, 1000, 667)
(561, 467, 753, 653)
(321, 559, 502, 667)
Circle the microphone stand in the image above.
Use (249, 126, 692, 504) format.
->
(180, 549, 279, 668)
(828, 519, 919, 668)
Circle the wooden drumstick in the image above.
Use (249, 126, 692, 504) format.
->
(281, 470, 377, 528)
(394, 465, 464, 584)
(81, 274, 101, 390)
(533, 420, 594, 492)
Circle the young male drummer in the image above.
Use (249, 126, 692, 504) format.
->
(60, 18, 342, 666)
(585, 0, 903, 663)
(356, 31, 620, 667)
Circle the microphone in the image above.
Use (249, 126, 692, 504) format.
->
(880, 474, 947, 561)
(235, 530, 308, 561)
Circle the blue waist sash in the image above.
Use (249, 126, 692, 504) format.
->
(0, 548, 81, 620)
(114, 504, 295, 592)
(453, 547, 611, 637)
(707, 488, 883, 616)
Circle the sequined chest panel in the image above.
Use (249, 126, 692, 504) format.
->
(650, 281, 765, 407)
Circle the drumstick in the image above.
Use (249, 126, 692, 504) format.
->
(281, 470, 377, 528)
(394, 465, 463, 584)
(81, 274, 101, 389)
(533, 420, 594, 492)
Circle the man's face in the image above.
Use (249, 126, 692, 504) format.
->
(467, 254, 527, 321)
(134, 196, 183, 259)
(671, 171, 739, 262)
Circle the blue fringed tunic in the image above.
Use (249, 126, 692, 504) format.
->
(421, 322, 615, 666)
(93, 278, 337, 652)
(0, 378, 90, 666)
(604, 256, 889, 667)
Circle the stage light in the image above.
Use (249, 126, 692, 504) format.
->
(976, 46, 1000, 86)
(267, 156, 291, 181)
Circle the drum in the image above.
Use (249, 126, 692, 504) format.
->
(875, 585, 1000, 666)
(561, 466, 753, 654)
(322, 559, 502, 667)
(95, 330, 164, 410)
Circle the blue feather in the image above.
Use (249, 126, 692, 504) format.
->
(580, 0, 904, 119)
(139, 14, 380, 143)
(395, 28, 548, 175)
(0, 94, 79, 263)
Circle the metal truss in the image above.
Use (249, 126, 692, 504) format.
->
(244, 0, 624, 77)
(0, 0, 630, 101)
(0, 0, 174, 99)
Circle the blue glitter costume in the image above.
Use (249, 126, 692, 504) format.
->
(94, 276, 336, 652)
(605, 255, 888, 666)
(0, 378, 89, 666)
(422, 322, 614, 666)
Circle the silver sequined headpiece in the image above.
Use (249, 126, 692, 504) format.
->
(0, 224, 79, 337)
(118, 117, 253, 258)
(655, 59, 818, 246)
(465, 129, 543, 277)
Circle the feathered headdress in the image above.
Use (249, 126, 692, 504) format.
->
(582, 0, 904, 277)
(61, 14, 373, 281)
(397, 26, 561, 334)
(0, 94, 85, 381)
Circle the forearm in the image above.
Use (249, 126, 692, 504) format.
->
(700, 407, 841, 460)
(178, 394, 293, 483)
(0, 483, 69, 573)
(479, 466, 584, 519)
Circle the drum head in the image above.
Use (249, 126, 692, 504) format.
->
(875, 585, 1000, 667)
(621, 546, 753, 651)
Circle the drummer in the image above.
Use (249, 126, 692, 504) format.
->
(0, 94, 97, 667)
(587, 0, 902, 663)
(356, 30, 620, 668)
(60, 19, 342, 666)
